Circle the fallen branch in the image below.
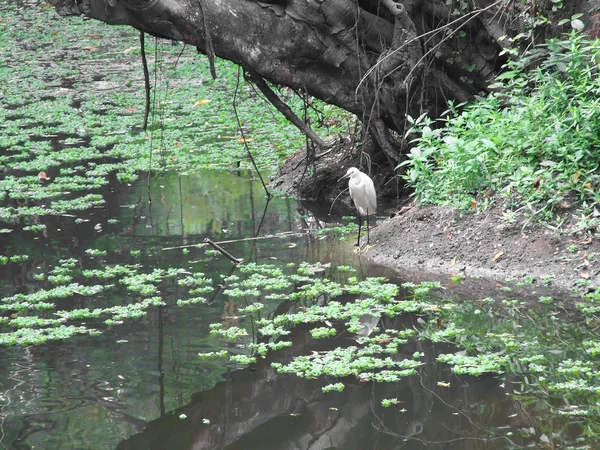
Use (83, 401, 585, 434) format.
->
(204, 238, 243, 264)
(162, 231, 302, 251)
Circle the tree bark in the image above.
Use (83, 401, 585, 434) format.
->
(50, 0, 582, 164)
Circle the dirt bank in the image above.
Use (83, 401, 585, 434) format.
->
(274, 144, 599, 298)
(368, 203, 600, 297)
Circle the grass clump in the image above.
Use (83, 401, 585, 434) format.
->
(400, 32, 600, 231)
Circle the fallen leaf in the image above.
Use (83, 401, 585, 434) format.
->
(82, 46, 99, 52)
(436, 317, 443, 329)
(87, 34, 104, 39)
(437, 381, 451, 388)
(123, 46, 138, 54)
(492, 251, 504, 263)
(288, 243, 297, 248)
(194, 99, 211, 106)
(38, 171, 50, 182)
(449, 257, 456, 267)
(237, 137, 253, 144)
(580, 272, 590, 280)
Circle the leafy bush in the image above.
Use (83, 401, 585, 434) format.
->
(400, 32, 600, 230)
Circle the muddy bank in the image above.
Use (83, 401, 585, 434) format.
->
(368, 204, 599, 297)
(274, 146, 599, 297)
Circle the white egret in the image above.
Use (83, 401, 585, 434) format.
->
(340, 167, 377, 246)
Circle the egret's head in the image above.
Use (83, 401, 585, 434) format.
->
(338, 167, 359, 182)
(345, 167, 359, 178)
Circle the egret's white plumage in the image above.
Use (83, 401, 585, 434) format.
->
(341, 167, 377, 246)
(345, 167, 377, 216)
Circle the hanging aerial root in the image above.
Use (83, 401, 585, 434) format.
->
(245, 69, 329, 149)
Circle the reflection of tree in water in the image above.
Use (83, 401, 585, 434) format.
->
(117, 315, 533, 450)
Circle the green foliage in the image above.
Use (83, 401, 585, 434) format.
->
(400, 33, 600, 230)
(436, 353, 509, 376)
(198, 350, 228, 359)
(322, 382, 345, 393)
(209, 324, 249, 340)
(229, 354, 257, 365)
(381, 398, 400, 407)
(0, 1, 351, 224)
(310, 326, 337, 339)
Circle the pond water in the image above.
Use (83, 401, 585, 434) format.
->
(0, 170, 353, 449)
(3, 1, 600, 449)
(0, 169, 597, 450)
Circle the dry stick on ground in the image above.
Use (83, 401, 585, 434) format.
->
(140, 31, 151, 130)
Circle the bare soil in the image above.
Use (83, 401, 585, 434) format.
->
(275, 145, 600, 298)
(368, 203, 600, 297)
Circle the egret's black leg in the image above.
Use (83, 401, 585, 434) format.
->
(355, 213, 362, 247)
(366, 213, 370, 245)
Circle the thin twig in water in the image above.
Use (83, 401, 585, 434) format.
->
(203, 238, 243, 264)
(161, 231, 301, 251)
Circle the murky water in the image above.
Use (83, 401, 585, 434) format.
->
(0, 169, 507, 449)
(0, 170, 392, 450)
(0, 169, 589, 450)
(3, 1, 600, 449)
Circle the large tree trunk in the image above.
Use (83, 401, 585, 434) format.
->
(51, 0, 589, 166)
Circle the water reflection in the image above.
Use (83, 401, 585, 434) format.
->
(0, 170, 372, 449)
(116, 316, 523, 450)
(2, 170, 595, 449)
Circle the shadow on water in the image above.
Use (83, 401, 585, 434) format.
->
(1, 169, 600, 449)
(0, 170, 376, 449)
(117, 315, 526, 450)
(3, 3, 600, 449)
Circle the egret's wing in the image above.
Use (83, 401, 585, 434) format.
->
(364, 178, 377, 214)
